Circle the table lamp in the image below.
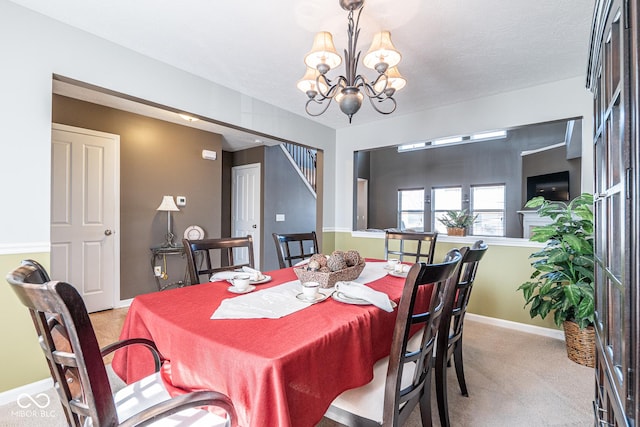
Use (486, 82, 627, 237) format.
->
(156, 195, 180, 247)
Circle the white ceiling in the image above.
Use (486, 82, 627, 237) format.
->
(11, 0, 595, 150)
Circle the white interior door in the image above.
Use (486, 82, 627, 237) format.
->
(232, 163, 261, 268)
(51, 124, 119, 313)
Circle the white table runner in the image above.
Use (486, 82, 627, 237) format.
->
(210, 261, 391, 319)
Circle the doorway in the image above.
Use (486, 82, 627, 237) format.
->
(50, 124, 120, 313)
(231, 163, 261, 268)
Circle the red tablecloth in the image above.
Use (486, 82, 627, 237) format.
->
(112, 262, 427, 427)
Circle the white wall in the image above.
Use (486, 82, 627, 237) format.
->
(331, 77, 594, 230)
(0, 0, 335, 250)
(0, 0, 594, 242)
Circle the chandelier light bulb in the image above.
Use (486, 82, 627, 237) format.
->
(363, 31, 401, 70)
(297, 67, 329, 94)
(304, 32, 342, 71)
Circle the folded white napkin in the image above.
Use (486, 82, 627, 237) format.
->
(334, 281, 394, 312)
(242, 266, 264, 281)
(211, 281, 328, 319)
(210, 271, 238, 282)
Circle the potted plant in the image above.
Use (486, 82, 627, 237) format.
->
(437, 209, 477, 236)
(517, 192, 595, 367)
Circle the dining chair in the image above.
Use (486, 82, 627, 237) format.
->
(272, 231, 319, 268)
(6, 261, 238, 427)
(434, 240, 488, 427)
(183, 235, 255, 284)
(384, 231, 438, 263)
(324, 249, 462, 427)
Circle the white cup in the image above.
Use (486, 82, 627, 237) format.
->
(232, 274, 251, 291)
(302, 281, 320, 300)
(387, 258, 399, 269)
(394, 262, 404, 273)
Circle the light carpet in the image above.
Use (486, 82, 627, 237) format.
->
(0, 320, 593, 426)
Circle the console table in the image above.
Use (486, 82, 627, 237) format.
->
(150, 245, 189, 290)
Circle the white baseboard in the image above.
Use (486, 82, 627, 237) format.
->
(0, 378, 53, 407)
(466, 313, 565, 340)
(116, 298, 133, 308)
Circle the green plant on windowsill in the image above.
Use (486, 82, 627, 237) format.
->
(517, 193, 595, 330)
(437, 209, 477, 236)
(437, 209, 477, 229)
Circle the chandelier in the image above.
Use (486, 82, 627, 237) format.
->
(297, 0, 406, 123)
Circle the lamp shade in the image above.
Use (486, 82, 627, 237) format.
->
(156, 196, 179, 212)
(296, 67, 329, 94)
(304, 31, 342, 71)
(363, 31, 401, 70)
(374, 66, 407, 92)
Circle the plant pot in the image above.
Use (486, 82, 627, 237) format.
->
(447, 227, 466, 236)
(563, 320, 595, 368)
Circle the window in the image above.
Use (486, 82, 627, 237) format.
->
(398, 189, 424, 231)
(432, 187, 462, 233)
(471, 185, 505, 236)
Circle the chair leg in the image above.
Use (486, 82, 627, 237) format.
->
(435, 350, 450, 427)
(419, 370, 433, 427)
(453, 341, 468, 397)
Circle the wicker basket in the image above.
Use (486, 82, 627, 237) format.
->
(563, 320, 595, 368)
(294, 261, 366, 288)
(447, 227, 466, 236)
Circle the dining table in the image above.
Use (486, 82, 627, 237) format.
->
(111, 260, 430, 427)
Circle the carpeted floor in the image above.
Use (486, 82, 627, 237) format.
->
(0, 314, 593, 426)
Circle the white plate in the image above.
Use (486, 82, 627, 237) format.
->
(251, 275, 272, 284)
(227, 275, 271, 285)
(332, 291, 370, 305)
(388, 270, 408, 278)
(332, 292, 397, 308)
(227, 285, 256, 294)
(184, 225, 205, 240)
(295, 292, 330, 304)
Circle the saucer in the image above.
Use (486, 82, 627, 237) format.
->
(227, 285, 256, 294)
(251, 275, 272, 284)
(388, 270, 409, 278)
(227, 275, 272, 285)
(295, 292, 330, 304)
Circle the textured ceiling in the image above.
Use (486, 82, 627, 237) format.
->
(10, 0, 595, 144)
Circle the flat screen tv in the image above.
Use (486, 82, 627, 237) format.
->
(526, 171, 570, 202)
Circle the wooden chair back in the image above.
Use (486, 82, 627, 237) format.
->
(7, 261, 238, 426)
(384, 231, 438, 263)
(184, 236, 255, 284)
(435, 240, 488, 427)
(6, 262, 121, 426)
(383, 249, 461, 426)
(272, 231, 319, 268)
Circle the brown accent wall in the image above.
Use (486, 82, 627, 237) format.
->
(52, 95, 223, 299)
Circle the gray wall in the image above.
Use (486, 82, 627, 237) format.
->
(262, 146, 317, 271)
(52, 95, 223, 298)
(522, 146, 581, 203)
(224, 145, 317, 271)
(358, 120, 580, 238)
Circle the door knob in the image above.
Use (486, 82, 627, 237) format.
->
(252, 224, 257, 229)
(104, 229, 114, 236)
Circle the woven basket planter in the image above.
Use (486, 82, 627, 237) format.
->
(447, 227, 466, 236)
(294, 261, 366, 288)
(563, 320, 595, 368)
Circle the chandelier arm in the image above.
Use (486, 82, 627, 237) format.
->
(366, 92, 397, 115)
(317, 75, 349, 100)
(362, 79, 389, 100)
(305, 97, 334, 117)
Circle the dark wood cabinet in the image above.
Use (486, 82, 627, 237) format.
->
(587, 0, 639, 425)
